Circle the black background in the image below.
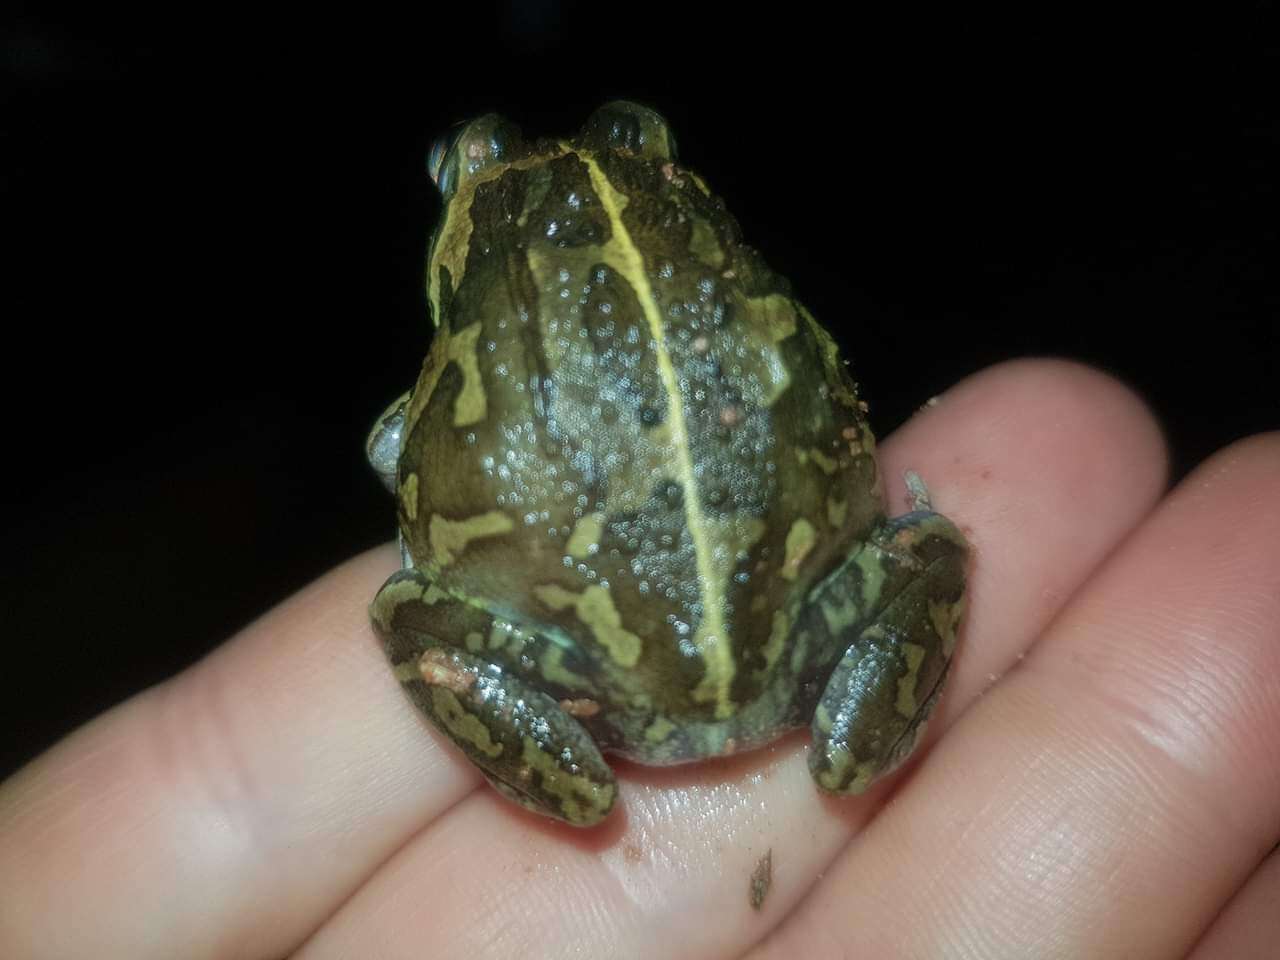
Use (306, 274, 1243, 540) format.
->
(3, 6, 1276, 778)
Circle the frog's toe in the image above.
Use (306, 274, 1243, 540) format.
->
(409, 645, 618, 826)
(808, 644, 950, 795)
(484, 756, 617, 828)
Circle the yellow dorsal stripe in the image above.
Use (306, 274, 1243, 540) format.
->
(580, 153, 733, 711)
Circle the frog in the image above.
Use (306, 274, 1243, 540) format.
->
(366, 102, 968, 827)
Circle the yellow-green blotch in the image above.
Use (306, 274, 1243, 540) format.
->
(445, 323, 487, 426)
(782, 518, 816, 580)
(534, 583, 643, 668)
(429, 511, 514, 566)
(431, 687, 503, 758)
(894, 642, 926, 718)
(519, 736, 615, 824)
(565, 512, 606, 559)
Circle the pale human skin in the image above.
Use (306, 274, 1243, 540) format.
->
(2, 360, 1278, 959)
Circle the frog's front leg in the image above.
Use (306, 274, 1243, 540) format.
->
(805, 478, 968, 795)
(370, 568, 617, 826)
(366, 391, 410, 494)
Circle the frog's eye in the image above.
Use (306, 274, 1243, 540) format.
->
(427, 123, 466, 194)
(578, 101, 677, 162)
(427, 115, 526, 199)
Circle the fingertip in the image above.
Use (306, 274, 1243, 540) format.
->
(881, 357, 1168, 526)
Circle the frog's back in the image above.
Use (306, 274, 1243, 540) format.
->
(398, 104, 884, 734)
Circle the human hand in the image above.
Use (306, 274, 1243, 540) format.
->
(3, 360, 1277, 958)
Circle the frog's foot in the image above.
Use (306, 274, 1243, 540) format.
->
(370, 568, 617, 826)
(807, 508, 968, 795)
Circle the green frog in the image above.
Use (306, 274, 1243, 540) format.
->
(367, 102, 968, 826)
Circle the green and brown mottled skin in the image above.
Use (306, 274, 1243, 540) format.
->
(367, 102, 968, 826)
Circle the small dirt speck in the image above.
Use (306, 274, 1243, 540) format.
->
(749, 848, 772, 910)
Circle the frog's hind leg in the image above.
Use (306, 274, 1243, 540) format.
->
(370, 567, 617, 826)
(806, 495, 968, 795)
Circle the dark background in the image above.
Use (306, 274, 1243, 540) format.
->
(3, 6, 1276, 778)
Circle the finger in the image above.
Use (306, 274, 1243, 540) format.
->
(297, 361, 1169, 958)
(1189, 845, 1280, 960)
(753, 433, 1280, 958)
(0, 547, 481, 960)
(879, 358, 1170, 730)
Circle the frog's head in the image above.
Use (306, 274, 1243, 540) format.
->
(425, 100, 678, 204)
(421, 102, 683, 331)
